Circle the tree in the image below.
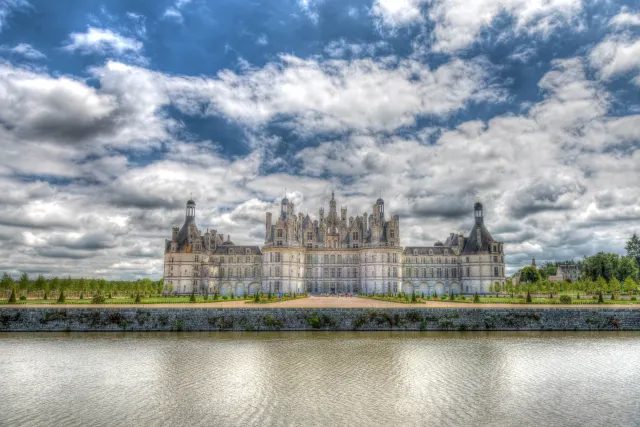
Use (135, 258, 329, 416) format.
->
(18, 272, 29, 294)
(625, 233, 640, 277)
(616, 257, 639, 282)
(1, 272, 14, 293)
(520, 266, 541, 284)
(609, 276, 621, 295)
(583, 253, 618, 282)
(623, 276, 637, 295)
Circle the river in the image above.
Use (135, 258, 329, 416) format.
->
(1, 331, 639, 426)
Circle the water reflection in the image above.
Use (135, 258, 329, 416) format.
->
(1, 332, 638, 426)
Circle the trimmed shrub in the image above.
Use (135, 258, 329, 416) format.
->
(19, 295, 27, 301)
(203, 293, 209, 301)
(473, 292, 480, 303)
(598, 293, 604, 303)
(43, 291, 48, 300)
(8, 288, 17, 303)
(135, 293, 142, 304)
(230, 291, 235, 299)
(92, 294, 105, 304)
(559, 295, 572, 304)
(631, 296, 637, 301)
(189, 292, 196, 303)
(57, 290, 65, 303)
(79, 292, 84, 300)
(526, 291, 532, 304)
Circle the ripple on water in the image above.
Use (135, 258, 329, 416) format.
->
(0, 331, 639, 427)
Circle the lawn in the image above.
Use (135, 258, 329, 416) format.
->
(0, 296, 253, 305)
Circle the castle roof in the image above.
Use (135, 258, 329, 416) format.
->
(461, 222, 495, 254)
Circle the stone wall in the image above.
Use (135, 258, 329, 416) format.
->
(1, 307, 640, 332)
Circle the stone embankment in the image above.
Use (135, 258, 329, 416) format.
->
(1, 307, 640, 331)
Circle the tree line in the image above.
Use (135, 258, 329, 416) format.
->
(496, 233, 640, 297)
(0, 274, 165, 299)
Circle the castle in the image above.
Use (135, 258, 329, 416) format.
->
(163, 193, 505, 296)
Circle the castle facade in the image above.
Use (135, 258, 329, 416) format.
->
(163, 194, 505, 296)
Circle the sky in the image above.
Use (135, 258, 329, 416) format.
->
(0, 0, 639, 280)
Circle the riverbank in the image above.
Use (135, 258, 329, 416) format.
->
(1, 305, 639, 331)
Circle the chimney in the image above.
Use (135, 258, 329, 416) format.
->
(266, 212, 272, 242)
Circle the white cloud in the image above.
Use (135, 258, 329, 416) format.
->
(609, 9, 640, 29)
(428, 0, 582, 52)
(256, 34, 268, 45)
(371, 0, 423, 28)
(0, 0, 28, 33)
(589, 35, 640, 85)
(297, 0, 322, 23)
(63, 27, 143, 56)
(163, 7, 183, 22)
(163, 0, 192, 22)
(1, 43, 45, 59)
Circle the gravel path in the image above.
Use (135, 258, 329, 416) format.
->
(7, 296, 640, 309)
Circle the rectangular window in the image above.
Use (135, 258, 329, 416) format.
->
(466, 267, 470, 277)
(307, 232, 313, 240)
(494, 267, 499, 276)
(194, 255, 199, 262)
(277, 229, 283, 238)
(437, 268, 442, 278)
(466, 257, 470, 263)
(393, 267, 397, 277)
(331, 268, 336, 278)
(406, 267, 411, 278)
(323, 268, 328, 278)
(452, 269, 457, 278)
(337, 268, 342, 278)
(390, 230, 395, 238)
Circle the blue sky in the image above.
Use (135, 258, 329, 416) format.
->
(1, 0, 639, 279)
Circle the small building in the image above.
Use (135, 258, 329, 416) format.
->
(548, 264, 580, 282)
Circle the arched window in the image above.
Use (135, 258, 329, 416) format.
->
(338, 255, 342, 264)
(245, 267, 250, 277)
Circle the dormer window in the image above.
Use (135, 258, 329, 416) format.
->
(413, 249, 418, 255)
(429, 249, 433, 255)
(277, 229, 283, 238)
(228, 248, 234, 254)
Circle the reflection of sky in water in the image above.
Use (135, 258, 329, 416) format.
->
(1, 332, 639, 426)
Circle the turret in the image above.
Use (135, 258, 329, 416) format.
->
(474, 201, 483, 225)
(186, 199, 196, 222)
